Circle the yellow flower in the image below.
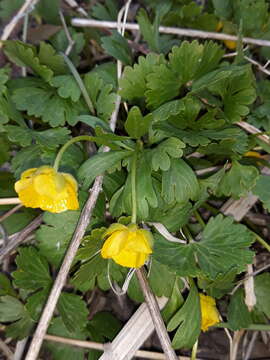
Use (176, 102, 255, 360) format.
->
(14, 166, 79, 213)
(199, 293, 220, 332)
(223, 39, 237, 50)
(101, 223, 153, 268)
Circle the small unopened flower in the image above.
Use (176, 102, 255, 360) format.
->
(14, 166, 79, 213)
(101, 223, 153, 268)
(200, 293, 220, 332)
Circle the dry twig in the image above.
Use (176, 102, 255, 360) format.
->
(64, 0, 88, 17)
(0, 214, 43, 263)
(44, 333, 200, 360)
(71, 19, 270, 47)
(0, 0, 40, 46)
(0, 204, 23, 223)
(136, 268, 178, 360)
(0, 338, 14, 360)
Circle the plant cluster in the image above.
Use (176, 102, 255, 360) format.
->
(1, 0, 270, 359)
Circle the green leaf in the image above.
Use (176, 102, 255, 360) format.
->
(92, 0, 118, 20)
(0, 296, 25, 322)
(169, 40, 224, 84)
(195, 215, 254, 279)
(12, 247, 52, 291)
(6, 311, 35, 340)
(0, 273, 16, 297)
(36, 210, 81, 267)
(124, 106, 153, 139)
(111, 152, 158, 219)
(46, 317, 85, 360)
(84, 73, 117, 121)
(25, 289, 48, 321)
(78, 150, 132, 190)
(162, 279, 184, 323)
(76, 227, 106, 261)
(216, 161, 259, 198)
(72, 255, 107, 291)
(51, 75, 81, 101)
(5, 125, 71, 147)
(153, 234, 199, 277)
(12, 84, 81, 127)
(38, 41, 68, 74)
(149, 199, 192, 232)
(57, 293, 88, 333)
(36, 0, 60, 25)
(195, 65, 256, 123)
(198, 268, 237, 299)
(167, 284, 201, 349)
(88, 312, 121, 340)
(145, 64, 180, 109)
(151, 137, 185, 171)
(161, 159, 199, 204)
(252, 175, 270, 211)
(0, 0, 23, 18)
(254, 273, 270, 318)
(78, 115, 111, 131)
(212, 0, 233, 19)
(101, 31, 132, 65)
(4, 41, 53, 81)
(227, 289, 252, 330)
(137, 8, 160, 53)
(119, 53, 165, 101)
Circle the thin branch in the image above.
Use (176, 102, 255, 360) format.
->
(44, 334, 198, 360)
(244, 55, 270, 76)
(25, 3, 131, 357)
(0, 0, 40, 46)
(243, 331, 258, 360)
(237, 121, 270, 145)
(136, 268, 178, 360)
(0, 214, 43, 263)
(71, 19, 270, 47)
(59, 10, 75, 56)
(231, 330, 245, 360)
(0, 198, 21, 205)
(25, 176, 104, 360)
(14, 338, 28, 360)
(0, 338, 14, 360)
(0, 204, 23, 222)
(63, 0, 88, 17)
(244, 264, 256, 311)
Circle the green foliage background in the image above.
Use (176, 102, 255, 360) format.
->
(1, 0, 270, 358)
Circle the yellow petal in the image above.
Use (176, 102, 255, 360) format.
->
(223, 39, 237, 50)
(112, 249, 148, 268)
(125, 231, 152, 254)
(103, 223, 128, 239)
(101, 230, 128, 258)
(200, 294, 220, 332)
(14, 165, 79, 213)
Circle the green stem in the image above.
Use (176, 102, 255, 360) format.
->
(53, 135, 94, 171)
(183, 225, 193, 243)
(131, 151, 137, 224)
(253, 232, 270, 252)
(61, 53, 95, 115)
(194, 210, 206, 228)
(191, 340, 198, 360)
(217, 322, 270, 331)
(203, 202, 219, 215)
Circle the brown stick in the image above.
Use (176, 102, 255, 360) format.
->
(0, 0, 40, 46)
(71, 19, 270, 48)
(44, 334, 197, 360)
(0, 214, 43, 263)
(0, 198, 21, 205)
(136, 268, 178, 360)
(0, 204, 23, 222)
(25, 176, 103, 360)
